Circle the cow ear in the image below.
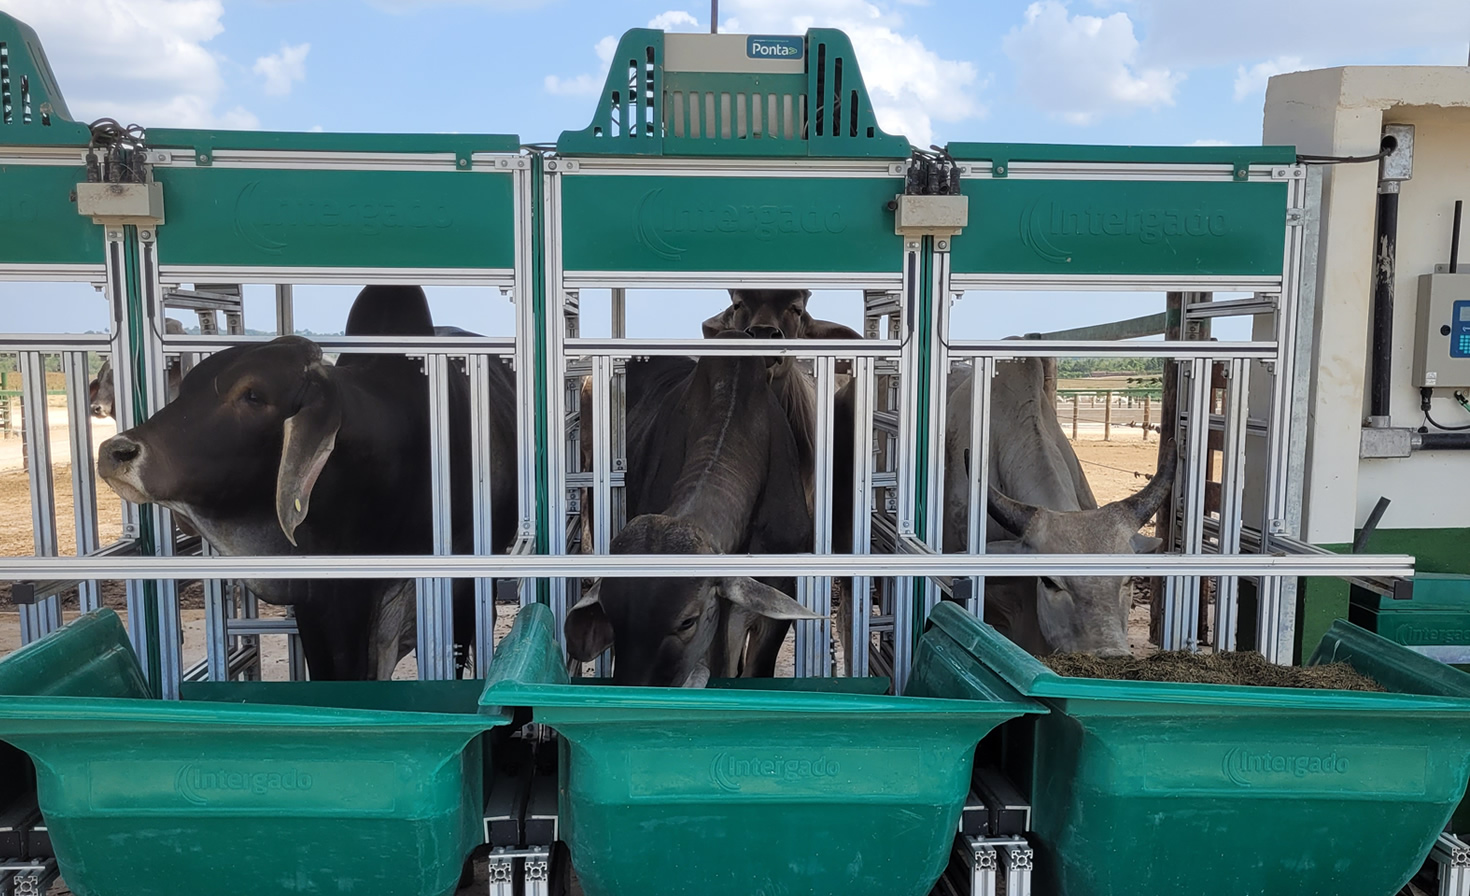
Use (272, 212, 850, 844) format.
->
(802, 318, 863, 341)
(701, 309, 731, 339)
(275, 369, 341, 546)
(723, 577, 823, 620)
(1131, 533, 1164, 554)
(564, 581, 614, 661)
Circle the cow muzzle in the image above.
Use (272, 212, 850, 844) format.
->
(96, 434, 151, 504)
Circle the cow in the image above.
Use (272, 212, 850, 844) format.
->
(699, 289, 862, 513)
(96, 285, 519, 681)
(89, 317, 187, 419)
(563, 332, 821, 687)
(941, 358, 1175, 657)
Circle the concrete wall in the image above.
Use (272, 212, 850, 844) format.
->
(1263, 67, 1470, 546)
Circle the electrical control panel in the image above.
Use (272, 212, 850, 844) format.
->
(1413, 273, 1470, 389)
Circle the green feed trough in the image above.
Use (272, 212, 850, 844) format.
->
(481, 604, 1043, 896)
(907, 601, 1470, 896)
(0, 609, 510, 896)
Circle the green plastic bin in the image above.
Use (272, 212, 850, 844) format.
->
(0, 609, 510, 896)
(907, 601, 1470, 896)
(481, 603, 1044, 896)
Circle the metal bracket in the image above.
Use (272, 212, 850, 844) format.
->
(893, 195, 968, 239)
(75, 182, 165, 226)
(1434, 832, 1470, 896)
(1271, 166, 1306, 181)
(1285, 207, 1306, 226)
(1381, 124, 1415, 183)
(544, 159, 579, 173)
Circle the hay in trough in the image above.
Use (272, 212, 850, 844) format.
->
(1040, 650, 1386, 692)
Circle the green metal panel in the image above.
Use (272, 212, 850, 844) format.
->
(950, 178, 1289, 278)
(557, 28, 909, 158)
(482, 604, 1043, 896)
(561, 173, 903, 273)
(0, 163, 102, 265)
(947, 142, 1298, 167)
(153, 165, 516, 269)
(0, 13, 92, 147)
(0, 609, 509, 896)
(147, 127, 519, 160)
(910, 602, 1470, 896)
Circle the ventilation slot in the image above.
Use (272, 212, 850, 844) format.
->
(832, 57, 843, 138)
(814, 43, 827, 136)
(20, 73, 30, 125)
(644, 46, 656, 137)
(0, 42, 10, 125)
(850, 90, 859, 138)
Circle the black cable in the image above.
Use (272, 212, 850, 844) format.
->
(1423, 410, 1470, 432)
(1295, 148, 1390, 165)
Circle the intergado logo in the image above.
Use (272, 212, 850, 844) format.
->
(710, 751, 840, 793)
(635, 187, 846, 260)
(1396, 623, 1470, 645)
(1221, 747, 1350, 788)
(233, 180, 454, 256)
(746, 36, 804, 60)
(1019, 197, 1230, 264)
(176, 763, 315, 806)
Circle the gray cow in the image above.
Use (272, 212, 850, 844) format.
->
(88, 317, 186, 418)
(565, 332, 820, 687)
(942, 358, 1175, 657)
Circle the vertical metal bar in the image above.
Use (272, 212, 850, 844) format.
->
(515, 165, 540, 608)
(418, 353, 456, 681)
(1215, 358, 1250, 651)
(800, 355, 835, 677)
(19, 351, 61, 642)
(202, 541, 229, 680)
(1259, 169, 1309, 664)
(589, 354, 615, 678)
(468, 353, 498, 677)
(139, 232, 182, 698)
(892, 239, 923, 693)
(62, 351, 100, 612)
(966, 356, 995, 618)
(1169, 357, 1211, 651)
(274, 284, 294, 335)
(849, 356, 874, 678)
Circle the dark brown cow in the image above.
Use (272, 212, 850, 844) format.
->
(564, 332, 819, 687)
(96, 286, 518, 681)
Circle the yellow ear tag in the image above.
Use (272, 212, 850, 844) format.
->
(294, 498, 302, 512)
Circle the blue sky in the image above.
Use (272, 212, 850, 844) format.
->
(3, 0, 1468, 340)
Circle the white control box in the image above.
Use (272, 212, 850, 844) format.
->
(1412, 273, 1470, 389)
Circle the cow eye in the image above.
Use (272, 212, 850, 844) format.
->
(241, 388, 265, 406)
(676, 616, 698, 633)
(1039, 576, 1061, 591)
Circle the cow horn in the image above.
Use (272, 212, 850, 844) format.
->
(987, 486, 1040, 536)
(1121, 438, 1179, 525)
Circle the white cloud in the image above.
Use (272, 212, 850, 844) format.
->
(1003, 1, 1179, 126)
(3, 0, 258, 129)
(307, 124, 326, 133)
(366, 0, 553, 10)
(1189, 138, 1232, 146)
(1133, 0, 1469, 69)
(254, 43, 310, 97)
(647, 10, 703, 31)
(539, 1, 983, 147)
(1232, 56, 1308, 102)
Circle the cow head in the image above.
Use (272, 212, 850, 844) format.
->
(96, 335, 341, 548)
(702, 289, 862, 375)
(985, 440, 1177, 657)
(564, 514, 820, 687)
(88, 359, 114, 418)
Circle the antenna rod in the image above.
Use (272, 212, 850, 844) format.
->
(711, 0, 718, 33)
(1453, 199, 1463, 274)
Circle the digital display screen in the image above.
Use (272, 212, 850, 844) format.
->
(1460, 305, 1470, 323)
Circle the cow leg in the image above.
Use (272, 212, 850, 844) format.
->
(292, 596, 375, 681)
(833, 578, 853, 677)
(451, 577, 478, 679)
